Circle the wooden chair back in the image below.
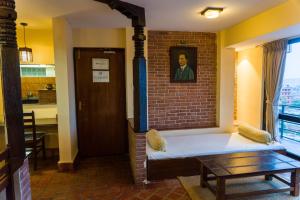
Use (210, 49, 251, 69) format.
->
(23, 111, 46, 170)
(23, 111, 37, 140)
(0, 146, 14, 199)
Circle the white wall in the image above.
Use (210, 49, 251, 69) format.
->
(72, 28, 134, 118)
(125, 27, 134, 119)
(52, 25, 150, 163)
(72, 27, 148, 120)
(236, 47, 264, 128)
(52, 22, 236, 164)
(216, 32, 236, 133)
(218, 47, 236, 132)
(73, 28, 126, 48)
(53, 17, 78, 163)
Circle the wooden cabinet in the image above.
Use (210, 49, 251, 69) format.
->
(38, 90, 56, 104)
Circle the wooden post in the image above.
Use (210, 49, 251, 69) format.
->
(291, 169, 299, 196)
(200, 164, 208, 188)
(132, 26, 147, 132)
(5, 145, 15, 199)
(216, 177, 226, 200)
(0, 0, 25, 173)
(95, 0, 148, 133)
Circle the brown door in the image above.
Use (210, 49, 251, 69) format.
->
(74, 48, 127, 157)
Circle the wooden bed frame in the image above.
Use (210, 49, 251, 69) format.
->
(147, 149, 287, 180)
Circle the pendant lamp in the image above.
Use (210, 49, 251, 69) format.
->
(19, 22, 33, 63)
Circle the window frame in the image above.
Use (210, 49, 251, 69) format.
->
(262, 37, 300, 142)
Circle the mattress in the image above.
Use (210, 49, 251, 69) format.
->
(146, 132, 286, 160)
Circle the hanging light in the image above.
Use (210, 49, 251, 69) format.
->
(19, 22, 33, 63)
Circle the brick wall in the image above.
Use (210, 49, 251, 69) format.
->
(128, 121, 146, 185)
(148, 31, 217, 130)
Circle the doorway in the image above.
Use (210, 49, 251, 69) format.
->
(74, 48, 127, 157)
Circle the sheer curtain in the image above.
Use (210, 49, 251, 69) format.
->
(263, 39, 288, 141)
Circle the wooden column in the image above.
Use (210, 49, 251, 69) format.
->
(95, 0, 148, 133)
(0, 0, 25, 172)
(132, 26, 147, 132)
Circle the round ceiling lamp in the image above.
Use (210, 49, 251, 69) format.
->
(19, 22, 33, 63)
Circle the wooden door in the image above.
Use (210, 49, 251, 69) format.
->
(74, 48, 127, 157)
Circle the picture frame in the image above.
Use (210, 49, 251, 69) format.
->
(169, 46, 197, 83)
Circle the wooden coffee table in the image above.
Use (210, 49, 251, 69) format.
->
(197, 151, 300, 200)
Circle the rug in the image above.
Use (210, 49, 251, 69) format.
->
(178, 175, 300, 200)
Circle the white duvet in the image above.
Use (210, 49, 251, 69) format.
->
(146, 132, 285, 160)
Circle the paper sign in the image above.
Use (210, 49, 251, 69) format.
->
(93, 71, 109, 83)
(92, 58, 109, 70)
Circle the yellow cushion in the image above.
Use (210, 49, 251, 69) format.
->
(146, 129, 167, 152)
(238, 123, 272, 144)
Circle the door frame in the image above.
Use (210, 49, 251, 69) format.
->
(73, 47, 127, 156)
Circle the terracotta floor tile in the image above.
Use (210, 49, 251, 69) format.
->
(29, 156, 189, 200)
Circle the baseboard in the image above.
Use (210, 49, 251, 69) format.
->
(57, 152, 80, 172)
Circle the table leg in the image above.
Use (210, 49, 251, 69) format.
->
(200, 164, 208, 188)
(291, 169, 299, 196)
(216, 177, 226, 200)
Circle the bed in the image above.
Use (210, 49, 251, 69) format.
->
(146, 132, 286, 180)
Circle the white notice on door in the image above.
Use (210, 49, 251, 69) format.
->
(93, 71, 109, 83)
(92, 58, 109, 70)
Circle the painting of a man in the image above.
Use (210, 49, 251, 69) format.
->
(174, 52, 194, 81)
(170, 46, 197, 83)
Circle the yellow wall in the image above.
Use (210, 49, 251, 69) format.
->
(17, 28, 54, 64)
(223, 0, 300, 129)
(0, 75, 3, 124)
(222, 0, 300, 47)
(236, 47, 263, 128)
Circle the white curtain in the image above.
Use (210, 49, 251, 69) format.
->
(263, 39, 288, 141)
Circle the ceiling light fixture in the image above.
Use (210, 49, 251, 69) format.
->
(19, 22, 33, 63)
(201, 7, 224, 19)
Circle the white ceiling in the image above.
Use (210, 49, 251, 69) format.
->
(15, 0, 286, 31)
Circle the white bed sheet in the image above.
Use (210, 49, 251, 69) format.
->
(146, 132, 286, 160)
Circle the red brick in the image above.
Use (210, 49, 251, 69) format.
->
(148, 31, 217, 130)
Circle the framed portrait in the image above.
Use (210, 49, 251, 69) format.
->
(170, 46, 197, 83)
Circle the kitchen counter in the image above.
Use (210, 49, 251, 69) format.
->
(0, 104, 59, 150)
(23, 103, 57, 108)
(0, 104, 57, 126)
(23, 103, 57, 125)
(23, 103, 58, 149)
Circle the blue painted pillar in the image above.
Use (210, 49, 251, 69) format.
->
(133, 26, 148, 133)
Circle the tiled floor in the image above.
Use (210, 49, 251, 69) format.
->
(29, 156, 190, 200)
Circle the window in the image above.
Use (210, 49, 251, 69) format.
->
(279, 40, 300, 142)
(20, 64, 55, 77)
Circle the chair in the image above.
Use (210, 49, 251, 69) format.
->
(23, 111, 46, 170)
